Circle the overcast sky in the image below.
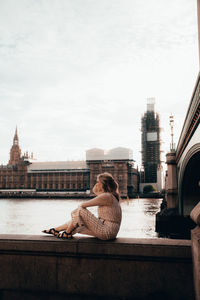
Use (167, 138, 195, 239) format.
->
(0, 0, 198, 167)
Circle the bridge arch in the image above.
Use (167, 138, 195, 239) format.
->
(178, 143, 200, 215)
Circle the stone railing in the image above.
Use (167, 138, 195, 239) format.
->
(0, 235, 194, 299)
(176, 72, 200, 163)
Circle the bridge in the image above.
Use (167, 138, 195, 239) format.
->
(155, 5, 200, 297)
(176, 73, 200, 216)
(177, 0, 200, 217)
(156, 1, 200, 234)
(162, 72, 200, 219)
(156, 76, 200, 239)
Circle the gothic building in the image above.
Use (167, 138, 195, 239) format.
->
(0, 129, 139, 197)
(9, 127, 21, 165)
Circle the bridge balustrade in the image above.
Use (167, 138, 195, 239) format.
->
(176, 71, 200, 216)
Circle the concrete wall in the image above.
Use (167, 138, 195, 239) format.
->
(191, 226, 200, 300)
(0, 235, 194, 300)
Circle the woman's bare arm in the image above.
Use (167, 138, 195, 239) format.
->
(80, 193, 113, 208)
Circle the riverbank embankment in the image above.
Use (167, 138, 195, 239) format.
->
(0, 191, 93, 199)
(0, 235, 194, 300)
(0, 191, 163, 199)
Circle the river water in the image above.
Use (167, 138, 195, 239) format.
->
(0, 198, 162, 238)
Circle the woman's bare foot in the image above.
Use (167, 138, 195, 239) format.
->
(42, 228, 59, 236)
(57, 231, 73, 239)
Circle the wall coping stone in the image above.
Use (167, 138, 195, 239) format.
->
(0, 235, 191, 260)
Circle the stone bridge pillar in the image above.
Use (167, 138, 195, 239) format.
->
(165, 151, 178, 209)
(191, 202, 200, 300)
(156, 151, 195, 238)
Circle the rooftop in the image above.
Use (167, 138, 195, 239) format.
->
(27, 161, 88, 172)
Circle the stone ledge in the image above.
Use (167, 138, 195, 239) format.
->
(0, 235, 194, 299)
(0, 235, 191, 260)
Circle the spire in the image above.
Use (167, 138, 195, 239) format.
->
(9, 126, 21, 165)
(13, 126, 19, 145)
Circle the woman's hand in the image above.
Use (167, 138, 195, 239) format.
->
(92, 181, 103, 195)
(78, 193, 113, 209)
(79, 203, 86, 209)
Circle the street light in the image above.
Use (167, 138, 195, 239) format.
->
(169, 115, 175, 151)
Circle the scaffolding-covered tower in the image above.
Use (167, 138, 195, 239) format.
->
(141, 98, 161, 184)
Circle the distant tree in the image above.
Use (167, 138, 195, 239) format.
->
(143, 185, 156, 193)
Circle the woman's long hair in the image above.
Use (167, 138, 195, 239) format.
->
(97, 172, 120, 201)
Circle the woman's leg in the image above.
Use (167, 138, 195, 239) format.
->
(64, 220, 75, 233)
(54, 222, 70, 232)
(57, 220, 78, 238)
(43, 221, 71, 236)
(71, 207, 108, 239)
(56, 211, 99, 239)
(72, 224, 96, 237)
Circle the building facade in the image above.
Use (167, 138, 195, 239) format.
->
(0, 129, 139, 197)
(86, 148, 139, 197)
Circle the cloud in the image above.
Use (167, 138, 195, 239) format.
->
(0, 0, 198, 166)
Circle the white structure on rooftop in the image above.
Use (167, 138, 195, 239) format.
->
(86, 147, 133, 161)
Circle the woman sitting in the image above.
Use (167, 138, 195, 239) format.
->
(42, 172, 122, 240)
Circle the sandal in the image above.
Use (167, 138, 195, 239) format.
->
(42, 228, 59, 236)
(57, 231, 73, 239)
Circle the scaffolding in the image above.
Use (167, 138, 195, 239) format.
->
(141, 99, 161, 183)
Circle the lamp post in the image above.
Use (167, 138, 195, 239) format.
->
(169, 115, 175, 152)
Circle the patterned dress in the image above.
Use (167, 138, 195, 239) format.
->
(70, 192, 122, 240)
